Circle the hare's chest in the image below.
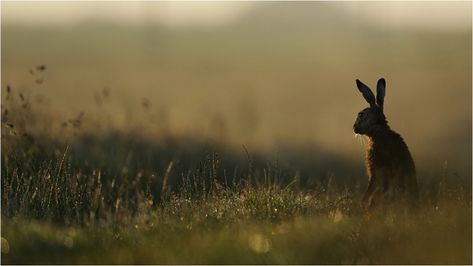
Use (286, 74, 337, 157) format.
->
(365, 145, 398, 174)
(368, 147, 393, 164)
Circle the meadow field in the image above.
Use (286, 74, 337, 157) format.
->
(1, 110, 472, 264)
(1, 2, 472, 264)
(1, 126, 471, 264)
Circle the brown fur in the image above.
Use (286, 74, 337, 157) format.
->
(353, 79, 418, 208)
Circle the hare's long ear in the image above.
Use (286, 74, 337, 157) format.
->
(376, 78, 386, 110)
(356, 79, 376, 107)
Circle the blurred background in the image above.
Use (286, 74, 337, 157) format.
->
(1, 2, 471, 182)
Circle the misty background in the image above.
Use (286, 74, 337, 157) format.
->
(1, 2, 471, 182)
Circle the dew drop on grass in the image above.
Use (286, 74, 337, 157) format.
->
(1, 237, 10, 254)
(64, 236, 74, 249)
(248, 233, 271, 253)
(330, 209, 344, 223)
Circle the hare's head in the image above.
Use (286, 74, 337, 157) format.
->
(353, 78, 387, 135)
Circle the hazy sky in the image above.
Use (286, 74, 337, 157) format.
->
(2, 1, 471, 30)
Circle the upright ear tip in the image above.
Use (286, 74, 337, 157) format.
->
(355, 79, 362, 86)
(378, 78, 386, 85)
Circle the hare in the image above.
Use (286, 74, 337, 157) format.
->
(353, 78, 418, 208)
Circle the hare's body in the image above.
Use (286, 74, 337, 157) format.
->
(364, 124, 418, 205)
(353, 78, 418, 207)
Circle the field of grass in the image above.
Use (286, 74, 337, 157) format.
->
(1, 3, 471, 263)
(1, 87, 471, 264)
(1, 146, 471, 264)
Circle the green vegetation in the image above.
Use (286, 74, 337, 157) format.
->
(2, 198, 470, 264)
(1, 68, 471, 265)
(1, 122, 471, 263)
(1, 4, 471, 263)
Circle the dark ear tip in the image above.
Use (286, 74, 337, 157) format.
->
(378, 78, 386, 84)
(355, 79, 362, 85)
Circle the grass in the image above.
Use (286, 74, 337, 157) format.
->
(3, 204, 470, 264)
(1, 70, 471, 264)
(1, 144, 471, 264)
